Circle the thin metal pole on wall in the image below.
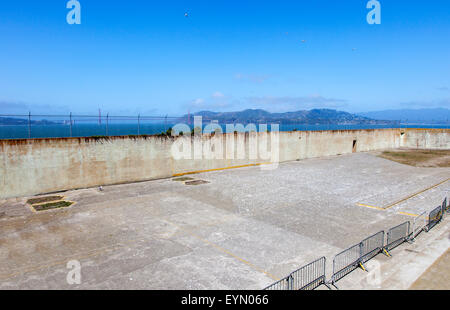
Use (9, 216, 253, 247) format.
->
(69, 112, 73, 137)
(106, 113, 109, 136)
(28, 111, 31, 139)
(138, 114, 140, 136)
(164, 115, 167, 132)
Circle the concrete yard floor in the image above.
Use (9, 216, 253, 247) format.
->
(409, 249, 450, 290)
(0, 152, 449, 290)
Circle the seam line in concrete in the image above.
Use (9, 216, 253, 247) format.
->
(383, 178, 449, 210)
(398, 211, 421, 217)
(173, 162, 272, 177)
(357, 178, 449, 211)
(357, 203, 385, 210)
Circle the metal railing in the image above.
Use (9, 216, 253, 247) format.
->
(360, 231, 385, 263)
(428, 205, 443, 231)
(410, 211, 428, 241)
(264, 257, 328, 290)
(290, 257, 327, 290)
(386, 221, 410, 251)
(263, 195, 448, 290)
(331, 231, 385, 287)
(264, 275, 291, 290)
(331, 243, 362, 286)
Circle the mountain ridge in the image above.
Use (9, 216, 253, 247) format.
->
(188, 108, 393, 124)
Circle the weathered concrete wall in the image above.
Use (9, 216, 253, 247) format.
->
(401, 128, 449, 149)
(0, 128, 447, 199)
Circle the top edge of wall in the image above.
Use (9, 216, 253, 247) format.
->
(403, 128, 449, 132)
(0, 128, 409, 144)
(1, 127, 448, 146)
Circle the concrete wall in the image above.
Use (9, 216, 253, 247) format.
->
(401, 128, 450, 149)
(0, 128, 447, 199)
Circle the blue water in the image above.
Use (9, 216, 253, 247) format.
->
(0, 123, 448, 140)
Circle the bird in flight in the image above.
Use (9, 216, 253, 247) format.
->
(184, 12, 189, 18)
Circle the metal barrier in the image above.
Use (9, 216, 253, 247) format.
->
(264, 195, 448, 290)
(427, 205, 443, 231)
(410, 211, 428, 240)
(264, 275, 292, 290)
(331, 231, 385, 287)
(386, 221, 410, 251)
(264, 257, 328, 290)
(290, 257, 327, 290)
(331, 243, 361, 285)
(360, 231, 385, 263)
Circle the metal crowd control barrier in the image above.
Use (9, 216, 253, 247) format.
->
(264, 275, 291, 290)
(427, 205, 443, 231)
(290, 257, 328, 290)
(264, 195, 448, 290)
(331, 243, 364, 287)
(264, 257, 329, 290)
(410, 211, 427, 241)
(360, 231, 385, 263)
(386, 221, 410, 252)
(331, 231, 385, 288)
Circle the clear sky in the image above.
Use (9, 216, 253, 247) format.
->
(0, 0, 449, 116)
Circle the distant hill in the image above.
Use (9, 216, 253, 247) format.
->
(357, 108, 450, 123)
(187, 109, 393, 124)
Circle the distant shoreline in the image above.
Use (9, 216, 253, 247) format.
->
(1, 123, 449, 140)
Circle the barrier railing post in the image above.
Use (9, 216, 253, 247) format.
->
(358, 242, 367, 272)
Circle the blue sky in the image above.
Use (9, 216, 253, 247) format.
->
(0, 0, 449, 116)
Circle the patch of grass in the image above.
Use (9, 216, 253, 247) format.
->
(33, 201, 74, 212)
(27, 196, 64, 205)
